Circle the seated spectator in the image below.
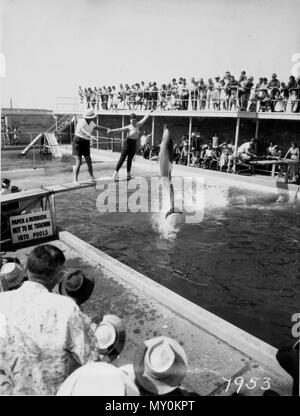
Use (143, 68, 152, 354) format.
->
(142, 144, 151, 159)
(56, 362, 139, 396)
(0, 244, 99, 395)
(0, 262, 26, 291)
(149, 145, 160, 160)
(130, 336, 188, 395)
(266, 141, 278, 158)
(59, 270, 95, 306)
(140, 131, 152, 155)
(173, 144, 181, 164)
(219, 145, 230, 171)
(1, 178, 11, 195)
(189, 148, 198, 167)
(237, 138, 257, 162)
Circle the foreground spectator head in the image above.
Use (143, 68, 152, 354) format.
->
(26, 244, 65, 290)
(133, 336, 188, 395)
(0, 262, 26, 291)
(2, 178, 10, 190)
(57, 362, 140, 396)
(59, 270, 95, 305)
(94, 314, 126, 362)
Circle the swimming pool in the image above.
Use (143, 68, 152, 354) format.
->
(2, 149, 300, 347)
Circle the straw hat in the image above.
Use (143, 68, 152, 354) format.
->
(94, 314, 126, 362)
(56, 362, 140, 396)
(133, 336, 188, 395)
(84, 109, 97, 119)
(0, 262, 25, 290)
(59, 270, 95, 305)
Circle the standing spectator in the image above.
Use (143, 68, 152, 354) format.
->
(213, 77, 221, 110)
(212, 132, 219, 149)
(78, 86, 84, 103)
(118, 84, 125, 109)
(242, 76, 254, 111)
(7, 127, 13, 146)
(286, 75, 299, 113)
(111, 86, 119, 109)
(198, 79, 207, 110)
(267, 73, 281, 111)
(219, 79, 227, 110)
(87, 88, 93, 109)
(150, 82, 159, 110)
(227, 76, 238, 110)
(0, 244, 98, 395)
(189, 77, 198, 110)
(13, 127, 19, 146)
(90, 88, 97, 110)
(206, 78, 214, 110)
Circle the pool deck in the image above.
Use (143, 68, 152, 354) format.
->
(3, 231, 293, 396)
(60, 145, 300, 200)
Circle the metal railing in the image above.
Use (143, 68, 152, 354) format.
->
(57, 90, 300, 114)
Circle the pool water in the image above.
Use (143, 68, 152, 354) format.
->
(2, 150, 300, 347)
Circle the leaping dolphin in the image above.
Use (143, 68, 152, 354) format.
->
(159, 124, 176, 218)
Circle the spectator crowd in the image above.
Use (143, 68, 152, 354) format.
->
(78, 71, 300, 113)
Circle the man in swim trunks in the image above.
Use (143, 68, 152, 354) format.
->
(73, 109, 105, 184)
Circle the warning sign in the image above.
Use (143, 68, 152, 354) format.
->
(9, 210, 54, 244)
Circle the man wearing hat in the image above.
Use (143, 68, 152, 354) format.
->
(0, 244, 98, 395)
(0, 261, 26, 291)
(122, 336, 190, 396)
(73, 109, 105, 184)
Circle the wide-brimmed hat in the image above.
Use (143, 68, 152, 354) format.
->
(94, 314, 126, 362)
(133, 336, 188, 395)
(0, 262, 26, 290)
(59, 270, 95, 305)
(56, 362, 140, 396)
(84, 109, 97, 119)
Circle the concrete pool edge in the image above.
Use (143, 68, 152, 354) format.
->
(59, 230, 289, 380)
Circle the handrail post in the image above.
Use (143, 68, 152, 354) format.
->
(152, 115, 155, 146)
(188, 116, 192, 165)
(255, 118, 259, 139)
(233, 117, 240, 173)
(121, 115, 125, 146)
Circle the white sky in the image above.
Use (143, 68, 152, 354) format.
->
(0, 0, 300, 109)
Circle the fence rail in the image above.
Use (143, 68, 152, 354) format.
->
(56, 88, 300, 114)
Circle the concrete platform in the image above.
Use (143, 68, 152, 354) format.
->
(3, 233, 293, 396)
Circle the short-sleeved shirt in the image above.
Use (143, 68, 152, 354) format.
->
(0, 281, 97, 395)
(238, 142, 251, 153)
(75, 119, 96, 140)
